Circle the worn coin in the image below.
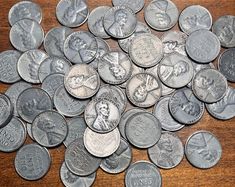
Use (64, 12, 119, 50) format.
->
(98, 51, 132, 85)
(84, 127, 121, 157)
(112, 0, 144, 13)
(125, 112, 162, 148)
(129, 33, 163, 68)
(148, 132, 184, 169)
(26, 123, 34, 140)
(192, 68, 228, 103)
(14, 143, 51, 180)
(126, 73, 162, 107)
(125, 161, 162, 187)
(100, 138, 132, 174)
(145, 0, 179, 31)
(56, 0, 89, 28)
(65, 137, 102, 176)
(185, 130, 222, 169)
(0, 93, 13, 129)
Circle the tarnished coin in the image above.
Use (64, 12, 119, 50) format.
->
(129, 33, 163, 68)
(15, 144, 51, 180)
(125, 161, 162, 187)
(148, 132, 184, 169)
(126, 73, 162, 107)
(218, 48, 235, 82)
(44, 26, 73, 58)
(54, 85, 89, 117)
(153, 96, 184, 131)
(0, 117, 26, 152)
(185, 130, 222, 169)
(26, 123, 34, 140)
(63, 117, 87, 147)
(84, 127, 121, 157)
(17, 49, 48, 83)
(64, 31, 98, 64)
(192, 69, 228, 103)
(64, 64, 100, 99)
(60, 162, 96, 187)
(212, 15, 235, 48)
(8, 1, 42, 26)
(84, 98, 120, 133)
(112, 0, 144, 13)
(158, 53, 194, 88)
(186, 30, 221, 63)
(16, 87, 53, 123)
(145, 0, 179, 31)
(0, 93, 13, 129)
(100, 138, 132, 174)
(65, 137, 102, 176)
(98, 51, 132, 85)
(206, 87, 235, 120)
(88, 6, 111, 39)
(56, 0, 89, 28)
(125, 112, 162, 148)
(10, 19, 44, 52)
(103, 6, 137, 39)
(179, 5, 212, 35)
(0, 50, 21, 83)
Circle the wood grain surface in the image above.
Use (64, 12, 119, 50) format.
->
(0, 0, 235, 187)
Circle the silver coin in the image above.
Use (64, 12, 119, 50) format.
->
(5, 81, 32, 116)
(192, 68, 228, 103)
(26, 123, 34, 140)
(100, 138, 132, 174)
(98, 51, 132, 85)
(0, 93, 13, 128)
(129, 33, 163, 68)
(8, 1, 42, 26)
(153, 96, 184, 131)
(56, 0, 89, 28)
(118, 21, 151, 53)
(63, 117, 87, 147)
(64, 31, 98, 64)
(186, 30, 221, 63)
(218, 48, 235, 82)
(44, 26, 73, 58)
(158, 53, 194, 88)
(206, 87, 235, 120)
(53, 85, 89, 117)
(17, 49, 49, 83)
(84, 127, 121, 157)
(125, 112, 162, 148)
(64, 64, 100, 99)
(60, 162, 96, 187)
(112, 0, 144, 13)
(16, 87, 53, 123)
(145, 0, 179, 31)
(88, 6, 111, 39)
(148, 132, 184, 169)
(126, 73, 162, 107)
(65, 137, 102, 176)
(84, 98, 120, 133)
(185, 130, 222, 169)
(0, 117, 26, 152)
(212, 15, 235, 48)
(125, 161, 162, 187)
(179, 5, 212, 35)
(103, 6, 137, 39)
(0, 50, 21, 83)
(10, 19, 44, 52)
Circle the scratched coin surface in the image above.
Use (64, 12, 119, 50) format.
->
(0, 93, 13, 129)
(185, 131, 222, 169)
(112, 0, 144, 13)
(14, 144, 51, 180)
(148, 132, 184, 169)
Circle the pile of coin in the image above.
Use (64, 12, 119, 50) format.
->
(0, 0, 234, 186)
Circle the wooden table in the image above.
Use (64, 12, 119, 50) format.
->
(0, 0, 235, 186)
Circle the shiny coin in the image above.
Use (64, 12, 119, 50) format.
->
(26, 123, 34, 140)
(192, 68, 228, 103)
(84, 127, 121, 157)
(100, 138, 132, 174)
(145, 0, 179, 31)
(125, 112, 162, 148)
(185, 130, 222, 169)
(148, 132, 184, 169)
(112, 0, 144, 13)
(0, 93, 13, 129)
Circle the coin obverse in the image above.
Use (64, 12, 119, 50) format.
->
(0, 93, 13, 128)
